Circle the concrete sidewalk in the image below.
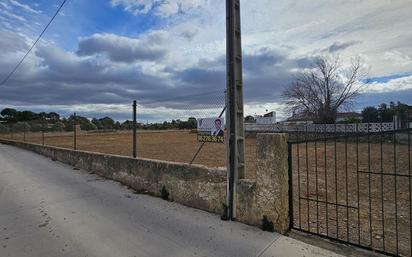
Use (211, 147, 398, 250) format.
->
(0, 143, 344, 257)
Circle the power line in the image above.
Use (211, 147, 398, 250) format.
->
(0, 0, 69, 87)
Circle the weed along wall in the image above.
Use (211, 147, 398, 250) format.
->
(0, 133, 290, 234)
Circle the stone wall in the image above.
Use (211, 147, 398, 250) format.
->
(0, 134, 290, 234)
(236, 134, 289, 233)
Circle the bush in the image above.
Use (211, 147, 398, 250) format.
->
(51, 122, 65, 132)
(261, 215, 274, 232)
(29, 123, 45, 132)
(0, 124, 9, 134)
(221, 203, 229, 220)
(13, 122, 30, 132)
(160, 186, 169, 200)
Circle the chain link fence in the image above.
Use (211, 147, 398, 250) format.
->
(0, 90, 266, 177)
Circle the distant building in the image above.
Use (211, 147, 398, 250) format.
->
(256, 111, 276, 124)
(335, 112, 362, 123)
(282, 112, 314, 125)
(283, 112, 362, 124)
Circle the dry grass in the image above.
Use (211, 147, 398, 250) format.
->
(1, 130, 258, 179)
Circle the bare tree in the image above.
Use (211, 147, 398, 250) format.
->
(283, 56, 365, 124)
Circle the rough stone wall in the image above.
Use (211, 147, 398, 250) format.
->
(256, 133, 289, 233)
(0, 134, 290, 234)
(236, 134, 289, 233)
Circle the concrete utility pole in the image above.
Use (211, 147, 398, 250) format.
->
(226, 0, 245, 220)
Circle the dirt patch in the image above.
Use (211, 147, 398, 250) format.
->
(290, 139, 412, 256)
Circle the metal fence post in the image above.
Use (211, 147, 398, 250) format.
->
(132, 100, 137, 158)
(42, 123, 45, 146)
(73, 112, 77, 150)
(288, 143, 293, 230)
(23, 124, 26, 142)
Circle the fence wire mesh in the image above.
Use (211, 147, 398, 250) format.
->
(0, 90, 237, 174)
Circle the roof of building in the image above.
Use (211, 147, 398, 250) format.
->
(286, 112, 315, 122)
(263, 111, 276, 118)
(336, 112, 362, 118)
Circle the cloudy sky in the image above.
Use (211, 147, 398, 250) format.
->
(0, 0, 411, 121)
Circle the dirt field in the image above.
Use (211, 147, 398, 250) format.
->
(290, 139, 412, 256)
(1, 130, 258, 179)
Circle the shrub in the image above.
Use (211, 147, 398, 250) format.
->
(0, 124, 9, 134)
(51, 122, 65, 132)
(261, 215, 274, 232)
(160, 186, 169, 200)
(220, 203, 229, 220)
(12, 122, 30, 132)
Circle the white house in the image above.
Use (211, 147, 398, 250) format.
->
(256, 111, 276, 124)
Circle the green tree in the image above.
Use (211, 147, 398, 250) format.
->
(245, 115, 256, 123)
(377, 103, 394, 122)
(18, 111, 38, 121)
(361, 106, 379, 122)
(121, 120, 133, 130)
(99, 117, 115, 129)
(0, 108, 18, 122)
(187, 117, 197, 129)
(47, 112, 60, 121)
(66, 115, 96, 131)
(91, 118, 102, 129)
(391, 101, 410, 127)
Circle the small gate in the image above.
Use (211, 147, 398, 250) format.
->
(288, 123, 411, 256)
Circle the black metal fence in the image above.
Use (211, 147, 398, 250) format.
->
(288, 120, 412, 256)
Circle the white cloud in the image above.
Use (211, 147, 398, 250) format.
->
(77, 31, 170, 63)
(111, 0, 207, 17)
(9, 0, 41, 14)
(365, 75, 412, 94)
(0, 1, 11, 10)
(383, 51, 412, 67)
(0, 8, 26, 21)
(111, 0, 157, 15)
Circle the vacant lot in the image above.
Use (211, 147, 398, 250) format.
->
(290, 139, 412, 256)
(1, 130, 258, 179)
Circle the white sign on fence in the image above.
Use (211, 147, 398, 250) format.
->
(197, 118, 225, 143)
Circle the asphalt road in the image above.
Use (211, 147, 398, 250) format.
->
(0, 143, 344, 257)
